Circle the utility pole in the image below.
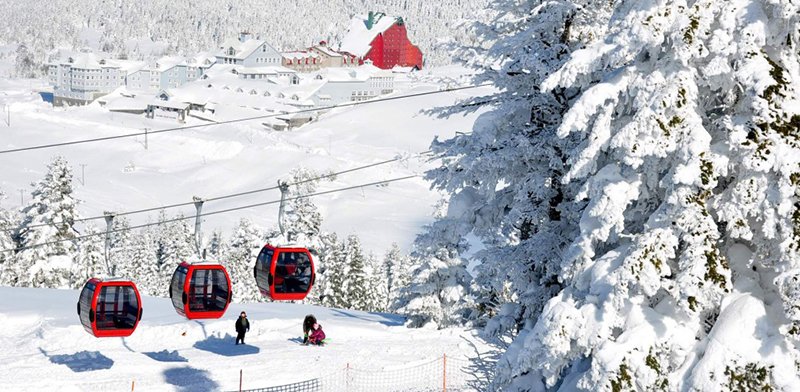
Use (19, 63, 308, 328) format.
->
(193, 196, 204, 257)
(142, 128, 150, 150)
(79, 164, 87, 186)
(277, 181, 289, 241)
(104, 211, 115, 276)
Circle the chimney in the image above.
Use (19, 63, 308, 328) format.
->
(366, 11, 375, 29)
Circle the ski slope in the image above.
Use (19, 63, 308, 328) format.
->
(0, 286, 491, 391)
(0, 67, 493, 255)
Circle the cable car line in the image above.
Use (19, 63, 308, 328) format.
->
(0, 83, 491, 155)
(1, 151, 431, 234)
(0, 174, 418, 254)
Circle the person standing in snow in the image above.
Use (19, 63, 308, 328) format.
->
(235, 311, 250, 345)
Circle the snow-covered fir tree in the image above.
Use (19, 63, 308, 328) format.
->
(367, 251, 389, 312)
(0, 190, 16, 285)
(447, 0, 800, 389)
(109, 217, 134, 279)
(153, 211, 196, 295)
(72, 225, 106, 288)
(13, 156, 80, 288)
(205, 229, 225, 261)
(281, 167, 328, 244)
(319, 232, 348, 309)
(395, 217, 474, 328)
(384, 242, 412, 311)
(128, 227, 160, 296)
(343, 235, 371, 311)
(221, 218, 263, 303)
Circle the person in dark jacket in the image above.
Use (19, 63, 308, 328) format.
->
(235, 311, 250, 345)
(302, 314, 317, 345)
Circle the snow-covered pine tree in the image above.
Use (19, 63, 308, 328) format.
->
(282, 167, 329, 244)
(109, 217, 134, 279)
(385, 242, 412, 311)
(319, 232, 347, 309)
(221, 218, 263, 303)
(128, 226, 160, 296)
(343, 234, 371, 311)
(479, 0, 800, 389)
(72, 225, 106, 288)
(366, 252, 388, 312)
(13, 156, 80, 288)
(205, 229, 225, 261)
(0, 190, 16, 285)
(395, 217, 474, 328)
(153, 211, 196, 296)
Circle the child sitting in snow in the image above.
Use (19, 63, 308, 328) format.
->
(308, 322, 326, 345)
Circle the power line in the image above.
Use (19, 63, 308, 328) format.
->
(0, 174, 419, 254)
(0, 83, 491, 155)
(1, 150, 431, 234)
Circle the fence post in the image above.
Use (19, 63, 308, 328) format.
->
(346, 363, 350, 391)
(443, 353, 447, 392)
(131, 380, 134, 391)
(239, 369, 243, 392)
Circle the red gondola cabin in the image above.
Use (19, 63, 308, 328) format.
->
(169, 262, 232, 319)
(77, 278, 143, 338)
(254, 245, 315, 301)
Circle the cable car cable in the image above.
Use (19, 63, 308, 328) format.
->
(1, 150, 432, 234)
(0, 174, 418, 253)
(0, 83, 491, 155)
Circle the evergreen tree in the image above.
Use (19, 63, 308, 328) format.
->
(128, 226, 159, 296)
(385, 242, 412, 311)
(14, 43, 36, 78)
(395, 218, 474, 328)
(448, 0, 800, 389)
(0, 191, 17, 285)
(319, 232, 347, 309)
(281, 167, 329, 243)
(343, 235, 370, 311)
(109, 217, 134, 279)
(153, 211, 196, 295)
(221, 218, 263, 303)
(367, 252, 389, 312)
(72, 225, 106, 288)
(14, 156, 80, 288)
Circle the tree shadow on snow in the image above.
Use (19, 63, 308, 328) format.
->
(329, 308, 404, 327)
(143, 350, 188, 362)
(39, 348, 114, 372)
(457, 335, 503, 391)
(193, 334, 260, 356)
(163, 366, 219, 392)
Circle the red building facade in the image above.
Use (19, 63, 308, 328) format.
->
(362, 21, 423, 70)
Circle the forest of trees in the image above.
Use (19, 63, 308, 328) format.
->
(0, 159, 415, 315)
(2, 0, 489, 77)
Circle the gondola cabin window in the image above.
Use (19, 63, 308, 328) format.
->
(96, 285, 139, 330)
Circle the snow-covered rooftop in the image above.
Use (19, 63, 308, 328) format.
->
(217, 37, 272, 60)
(338, 12, 401, 58)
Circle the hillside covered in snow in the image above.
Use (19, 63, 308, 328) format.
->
(0, 0, 490, 77)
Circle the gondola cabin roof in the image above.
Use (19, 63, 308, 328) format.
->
(77, 278, 143, 338)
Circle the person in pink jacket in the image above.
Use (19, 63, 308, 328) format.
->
(308, 322, 326, 345)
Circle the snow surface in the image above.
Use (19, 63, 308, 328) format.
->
(0, 69, 494, 255)
(0, 286, 490, 391)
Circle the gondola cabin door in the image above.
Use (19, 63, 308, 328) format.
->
(77, 278, 143, 337)
(254, 245, 315, 301)
(169, 262, 232, 319)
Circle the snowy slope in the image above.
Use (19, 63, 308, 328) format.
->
(0, 69, 493, 255)
(0, 286, 490, 391)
